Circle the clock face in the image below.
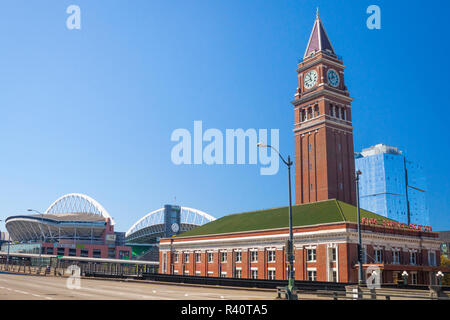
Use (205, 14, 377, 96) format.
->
(303, 70, 318, 89)
(171, 223, 180, 233)
(327, 69, 340, 87)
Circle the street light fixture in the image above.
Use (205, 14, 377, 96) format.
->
(436, 271, 444, 286)
(257, 143, 297, 300)
(402, 271, 409, 285)
(27, 209, 45, 274)
(355, 170, 364, 285)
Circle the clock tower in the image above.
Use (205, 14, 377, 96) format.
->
(293, 10, 356, 205)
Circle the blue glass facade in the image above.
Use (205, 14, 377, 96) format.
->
(355, 145, 429, 226)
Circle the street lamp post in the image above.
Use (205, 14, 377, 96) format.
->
(402, 271, 409, 285)
(27, 209, 44, 274)
(355, 170, 364, 285)
(257, 143, 297, 300)
(436, 271, 444, 286)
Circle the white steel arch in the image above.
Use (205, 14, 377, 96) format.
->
(45, 193, 115, 225)
(126, 207, 215, 237)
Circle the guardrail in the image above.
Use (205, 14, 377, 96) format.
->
(140, 273, 351, 291)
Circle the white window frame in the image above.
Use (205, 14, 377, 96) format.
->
(195, 252, 201, 263)
(428, 251, 436, 266)
(267, 250, 276, 263)
(235, 251, 242, 263)
(207, 252, 214, 263)
(267, 268, 276, 280)
(220, 251, 227, 263)
(375, 249, 383, 264)
(410, 252, 417, 265)
(392, 250, 400, 265)
(307, 248, 316, 262)
(307, 268, 317, 281)
(250, 250, 258, 263)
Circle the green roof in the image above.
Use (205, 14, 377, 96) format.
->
(177, 199, 394, 238)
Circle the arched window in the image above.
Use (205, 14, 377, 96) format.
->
(301, 109, 306, 122)
(314, 105, 319, 117)
(308, 107, 313, 119)
(330, 104, 334, 117)
(341, 108, 345, 120)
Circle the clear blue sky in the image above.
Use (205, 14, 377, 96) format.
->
(0, 0, 449, 232)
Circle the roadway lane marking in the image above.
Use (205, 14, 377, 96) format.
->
(0, 275, 96, 299)
(13, 290, 29, 295)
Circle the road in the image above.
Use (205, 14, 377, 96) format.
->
(0, 272, 278, 300)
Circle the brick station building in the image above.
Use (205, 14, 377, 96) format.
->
(159, 12, 450, 285)
(159, 200, 446, 285)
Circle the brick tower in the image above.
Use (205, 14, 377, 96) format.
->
(292, 10, 356, 205)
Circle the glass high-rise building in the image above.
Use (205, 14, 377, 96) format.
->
(354, 144, 430, 226)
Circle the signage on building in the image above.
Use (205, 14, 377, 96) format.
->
(361, 217, 432, 231)
(106, 234, 116, 242)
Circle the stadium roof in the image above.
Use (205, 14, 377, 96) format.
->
(176, 199, 394, 238)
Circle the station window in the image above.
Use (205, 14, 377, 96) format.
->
(410, 252, 417, 265)
(307, 270, 317, 281)
(46, 247, 54, 255)
(80, 249, 89, 257)
(220, 252, 227, 263)
(251, 269, 258, 279)
(69, 248, 77, 257)
(57, 248, 65, 256)
(195, 252, 201, 263)
(267, 250, 276, 263)
(234, 269, 242, 279)
(375, 249, 383, 263)
(330, 248, 337, 262)
(235, 251, 242, 263)
(392, 250, 400, 264)
(268, 270, 276, 280)
(332, 271, 337, 282)
(307, 249, 316, 262)
(208, 252, 214, 263)
(250, 251, 258, 263)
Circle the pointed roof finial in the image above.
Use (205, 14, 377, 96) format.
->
(303, 9, 336, 59)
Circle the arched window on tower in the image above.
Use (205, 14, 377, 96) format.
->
(334, 106, 339, 118)
(330, 104, 334, 117)
(300, 109, 305, 122)
(314, 105, 319, 117)
(341, 108, 346, 120)
(308, 107, 313, 120)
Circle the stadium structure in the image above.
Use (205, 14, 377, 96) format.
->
(4, 193, 131, 259)
(125, 205, 215, 261)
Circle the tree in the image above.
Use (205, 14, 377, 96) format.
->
(440, 256, 450, 286)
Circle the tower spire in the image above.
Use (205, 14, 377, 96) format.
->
(303, 11, 336, 59)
